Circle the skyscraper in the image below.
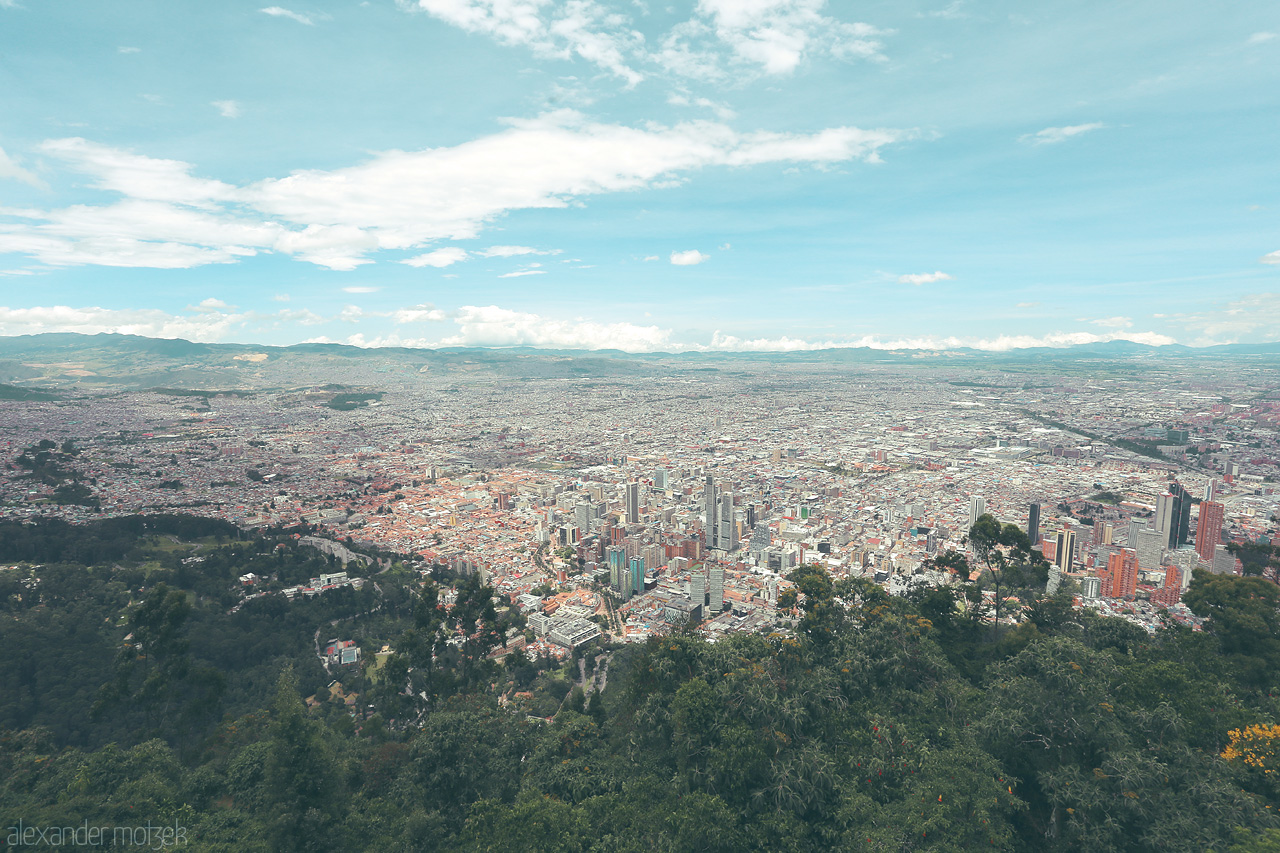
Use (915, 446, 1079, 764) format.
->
(607, 545, 628, 598)
(629, 555, 645, 595)
(704, 475, 719, 550)
(1154, 492, 1174, 539)
(624, 481, 640, 525)
(690, 569, 706, 607)
(1134, 528, 1164, 571)
(1169, 483, 1192, 549)
(708, 564, 724, 612)
(1054, 528, 1076, 570)
(1106, 549, 1138, 598)
(969, 495, 985, 531)
(719, 492, 737, 552)
(574, 503, 592, 537)
(653, 468, 668, 490)
(1027, 502, 1041, 549)
(1195, 500, 1225, 562)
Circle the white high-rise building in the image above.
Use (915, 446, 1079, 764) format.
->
(704, 475, 719, 550)
(1134, 528, 1165, 571)
(624, 481, 640, 525)
(690, 570, 706, 607)
(719, 492, 737, 552)
(969, 495, 985, 531)
(708, 565, 725, 612)
(1154, 492, 1174, 539)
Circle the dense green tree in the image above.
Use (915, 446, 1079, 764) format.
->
(1185, 569, 1280, 690)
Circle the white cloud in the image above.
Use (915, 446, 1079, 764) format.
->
(0, 114, 907, 270)
(212, 100, 241, 118)
(408, 0, 884, 83)
(0, 146, 45, 188)
(1247, 32, 1276, 45)
(271, 223, 377, 270)
(261, 6, 314, 25)
(343, 285, 380, 293)
(691, 0, 886, 75)
(897, 270, 952, 285)
(40, 137, 235, 206)
(191, 297, 233, 311)
(118, 46, 141, 54)
(670, 248, 709, 265)
(1175, 293, 1280, 341)
(410, 0, 645, 85)
(916, 1, 965, 19)
(1090, 316, 1133, 329)
(0, 304, 251, 341)
(668, 93, 737, 119)
(478, 244, 560, 257)
(273, 293, 291, 301)
(402, 246, 470, 267)
(0, 298, 1191, 353)
(242, 110, 905, 254)
(642, 255, 659, 261)
(393, 304, 447, 323)
(498, 268, 548, 277)
(706, 329, 1176, 351)
(434, 304, 671, 349)
(1261, 250, 1280, 264)
(1020, 122, 1106, 145)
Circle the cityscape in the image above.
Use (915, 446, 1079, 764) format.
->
(4, 342, 1279, 649)
(3, 338, 1280, 850)
(3, 0, 1280, 849)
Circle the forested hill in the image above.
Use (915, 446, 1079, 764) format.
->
(3, 516, 1280, 852)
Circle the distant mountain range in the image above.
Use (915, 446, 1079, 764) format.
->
(0, 333, 1277, 391)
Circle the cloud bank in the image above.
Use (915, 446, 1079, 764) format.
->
(0, 112, 907, 271)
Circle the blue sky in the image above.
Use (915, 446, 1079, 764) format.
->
(0, 0, 1276, 350)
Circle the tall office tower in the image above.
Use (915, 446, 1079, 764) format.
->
(653, 468, 668, 490)
(629, 556, 645, 596)
(1054, 528, 1077, 570)
(690, 569, 707, 606)
(1106, 549, 1139, 598)
(1195, 500, 1225, 562)
(745, 504, 757, 528)
(708, 565, 725, 612)
(575, 503, 592, 536)
(719, 492, 738, 552)
(1080, 576, 1102, 600)
(624, 481, 640, 525)
(969, 496, 986, 531)
(704, 476, 719, 550)
(1204, 479, 1218, 502)
(1134, 528, 1164, 571)
(1154, 492, 1174, 538)
(1028, 502, 1042, 548)
(1169, 484, 1192, 549)
(1126, 518, 1142, 548)
(926, 532, 938, 554)
(607, 546, 627, 594)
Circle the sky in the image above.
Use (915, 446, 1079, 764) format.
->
(0, 0, 1277, 352)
